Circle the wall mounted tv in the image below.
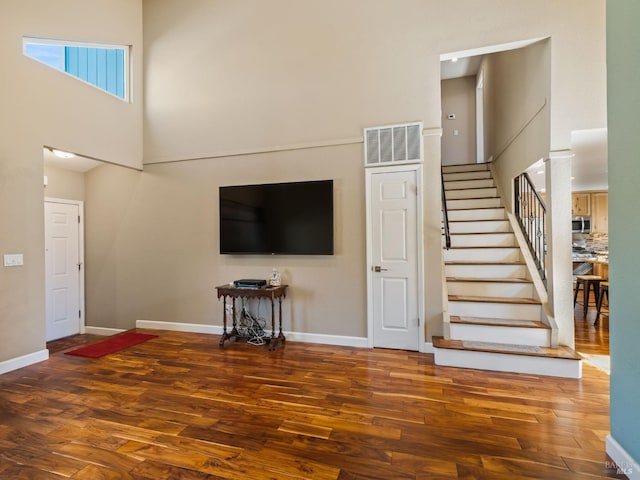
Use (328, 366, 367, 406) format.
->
(219, 180, 334, 255)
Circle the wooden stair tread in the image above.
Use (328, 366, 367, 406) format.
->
(448, 294, 541, 305)
(433, 336, 581, 360)
(445, 186, 495, 191)
(450, 315, 549, 329)
(449, 232, 514, 236)
(447, 277, 533, 284)
(445, 261, 523, 265)
(442, 162, 492, 168)
(446, 206, 505, 211)
(448, 219, 508, 223)
(446, 195, 500, 200)
(447, 246, 519, 250)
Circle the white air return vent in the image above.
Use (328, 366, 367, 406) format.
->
(364, 122, 423, 167)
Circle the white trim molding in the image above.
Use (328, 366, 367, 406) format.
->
(135, 320, 369, 348)
(136, 320, 222, 335)
(0, 349, 49, 375)
(84, 326, 126, 336)
(45, 197, 86, 341)
(606, 435, 639, 479)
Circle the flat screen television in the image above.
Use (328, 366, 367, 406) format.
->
(219, 180, 334, 255)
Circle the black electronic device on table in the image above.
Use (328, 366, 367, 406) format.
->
(233, 279, 267, 288)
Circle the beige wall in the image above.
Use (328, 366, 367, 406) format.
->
(44, 164, 85, 201)
(487, 40, 552, 210)
(143, 0, 605, 164)
(441, 77, 477, 165)
(85, 146, 367, 336)
(0, 0, 143, 364)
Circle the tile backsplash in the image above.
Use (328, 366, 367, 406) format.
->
(574, 233, 608, 252)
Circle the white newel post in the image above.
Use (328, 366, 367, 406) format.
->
(545, 151, 575, 347)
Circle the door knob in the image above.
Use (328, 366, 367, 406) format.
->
(373, 266, 389, 272)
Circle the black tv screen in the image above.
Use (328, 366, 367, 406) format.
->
(219, 180, 334, 255)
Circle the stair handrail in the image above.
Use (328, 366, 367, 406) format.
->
(514, 172, 546, 284)
(441, 169, 451, 250)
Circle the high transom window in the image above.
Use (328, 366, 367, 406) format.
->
(23, 37, 129, 101)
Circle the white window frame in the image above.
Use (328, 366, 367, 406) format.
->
(22, 36, 131, 103)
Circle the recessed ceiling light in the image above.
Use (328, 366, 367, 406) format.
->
(51, 149, 75, 159)
(537, 170, 544, 174)
(570, 176, 575, 180)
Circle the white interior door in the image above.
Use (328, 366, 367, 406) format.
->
(45, 200, 82, 341)
(367, 167, 421, 350)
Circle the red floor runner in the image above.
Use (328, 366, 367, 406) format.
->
(64, 332, 158, 358)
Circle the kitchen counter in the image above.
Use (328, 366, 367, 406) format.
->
(573, 253, 608, 279)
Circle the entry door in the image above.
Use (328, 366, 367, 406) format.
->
(45, 201, 82, 341)
(367, 167, 421, 350)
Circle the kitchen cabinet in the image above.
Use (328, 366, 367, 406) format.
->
(591, 192, 608, 233)
(572, 193, 590, 215)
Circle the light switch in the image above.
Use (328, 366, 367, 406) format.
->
(3, 254, 24, 267)
(453, 129, 460, 136)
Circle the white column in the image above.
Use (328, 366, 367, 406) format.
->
(545, 150, 574, 347)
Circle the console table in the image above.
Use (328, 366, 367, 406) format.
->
(215, 284, 288, 350)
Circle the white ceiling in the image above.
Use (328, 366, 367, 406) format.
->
(43, 148, 103, 172)
(441, 55, 483, 80)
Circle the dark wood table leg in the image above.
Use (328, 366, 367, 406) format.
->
(219, 295, 229, 347)
(268, 296, 286, 350)
(220, 295, 240, 347)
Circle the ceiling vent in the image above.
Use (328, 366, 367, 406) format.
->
(364, 122, 423, 167)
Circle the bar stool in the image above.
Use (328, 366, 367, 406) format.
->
(595, 281, 609, 325)
(574, 275, 603, 319)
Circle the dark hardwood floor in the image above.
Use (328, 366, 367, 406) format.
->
(0, 295, 620, 479)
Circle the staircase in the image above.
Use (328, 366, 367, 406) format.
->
(434, 163, 581, 378)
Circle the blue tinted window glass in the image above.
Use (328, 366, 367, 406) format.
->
(24, 44, 64, 69)
(24, 39, 127, 100)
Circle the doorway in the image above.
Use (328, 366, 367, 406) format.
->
(44, 199, 85, 341)
(366, 165, 423, 350)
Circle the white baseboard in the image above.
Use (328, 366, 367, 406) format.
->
(422, 342, 435, 354)
(83, 326, 126, 336)
(0, 349, 49, 375)
(135, 320, 368, 348)
(284, 331, 368, 348)
(606, 435, 639, 479)
(136, 320, 223, 335)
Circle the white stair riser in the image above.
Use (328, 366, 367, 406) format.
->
(445, 179, 495, 190)
(433, 348, 581, 378)
(449, 323, 550, 346)
(444, 247, 521, 262)
(449, 233, 517, 247)
(446, 263, 527, 278)
(449, 301, 541, 321)
(448, 208, 506, 221)
(447, 197, 502, 209)
(447, 281, 534, 298)
(448, 220, 511, 234)
(443, 171, 492, 182)
(447, 188, 497, 199)
(442, 164, 489, 174)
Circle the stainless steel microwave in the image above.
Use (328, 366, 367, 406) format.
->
(572, 216, 592, 234)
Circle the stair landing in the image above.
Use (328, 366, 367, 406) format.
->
(433, 336, 582, 378)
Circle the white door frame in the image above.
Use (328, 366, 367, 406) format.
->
(476, 68, 485, 164)
(365, 163, 426, 352)
(44, 197, 86, 335)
